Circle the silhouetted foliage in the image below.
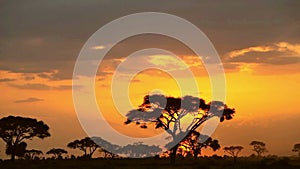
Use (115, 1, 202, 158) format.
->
(46, 148, 67, 159)
(250, 141, 268, 157)
(118, 142, 161, 158)
(67, 137, 99, 158)
(125, 94, 235, 164)
(0, 116, 50, 160)
(177, 131, 220, 159)
(223, 145, 243, 162)
(292, 143, 300, 156)
(24, 149, 43, 160)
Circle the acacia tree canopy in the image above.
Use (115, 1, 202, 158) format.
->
(223, 145, 244, 161)
(125, 95, 235, 138)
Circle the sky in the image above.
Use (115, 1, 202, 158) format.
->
(0, 0, 300, 158)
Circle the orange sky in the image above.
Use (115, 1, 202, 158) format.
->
(1, 42, 300, 158)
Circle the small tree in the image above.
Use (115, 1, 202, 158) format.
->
(292, 143, 300, 157)
(223, 146, 243, 162)
(46, 148, 67, 159)
(24, 149, 43, 160)
(250, 141, 267, 157)
(67, 137, 99, 158)
(0, 116, 50, 160)
(92, 137, 120, 158)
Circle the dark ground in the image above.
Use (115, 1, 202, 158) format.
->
(1, 156, 300, 169)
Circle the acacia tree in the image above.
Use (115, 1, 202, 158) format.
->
(46, 148, 67, 159)
(0, 116, 50, 160)
(67, 137, 99, 158)
(292, 143, 300, 156)
(125, 94, 235, 164)
(92, 137, 120, 158)
(178, 131, 220, 159)
(24, 149, 43, 160)
(223, 146, 244, 162)
(250, 141, 267, 157)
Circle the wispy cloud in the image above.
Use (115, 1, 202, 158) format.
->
(225, 42, 300, 65)
(91, 45, 106, 50)
(148, 55, 188, 71)
(91, 44, 113, 50)
(227, 46, 275, 59)
(14, 97, 44, 103)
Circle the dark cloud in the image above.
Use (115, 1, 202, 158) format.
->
(131, 79, 141, 83)
(23, 75, 35, 81)
(0, 0, 299, 79)
(98, 77, 107, 81)
(14, 97, 44, 103)
(9, 83, 82, 91)
(0, 78, 16, 82)
(9, 83, 51, 90)
(222, 63, 240, 70)
(55, 85, 82, 90)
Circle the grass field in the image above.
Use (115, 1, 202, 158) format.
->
(1, 156, 300, 169)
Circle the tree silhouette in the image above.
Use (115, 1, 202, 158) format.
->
(125, 94, 235, 164)
(67, 137, 99, 158)
(92, 137, 120, 158)
(118, 142, 162, 158)
(250, 141, 267, 157)
(292, 143, 300, 157)
(46, 148, 67, 159)
(0, 116, 50, 160)
(223, 146, 243, 162)
(177, 131, 220, 159)
(24, 149, 43, 160)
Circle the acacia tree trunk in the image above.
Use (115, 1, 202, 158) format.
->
(257, 152, 261, 157)
(9, 144, 16, 161)
(193, 151, 198, 160)
(233, 156, 237, 163)
(170, 144, 179, 164)
(11, 153, 15, 161)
